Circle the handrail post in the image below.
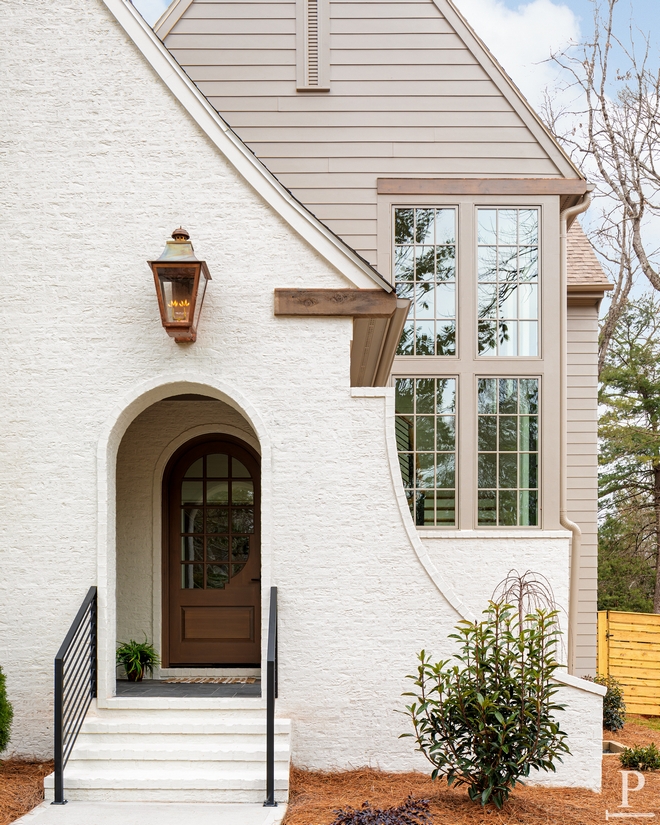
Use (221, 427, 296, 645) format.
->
(51, 586, 97, 806)
(265, 657, 275, 806)
(264, 586, 278, 807)
(52, 657, 66, 805)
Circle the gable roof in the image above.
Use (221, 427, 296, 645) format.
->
(157, 0, 586, 267)
(567, 222, 612, 287)
(432, 0, 582, 180)
(156, 0, 582, 183)
(101, 0, 391, 293)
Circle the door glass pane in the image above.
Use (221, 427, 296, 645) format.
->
(181, 536, 203, 562)
(207, 536, 229, 562)
(232, 536, 250, 562)
(232, 459, 251, 478)
(184, 458, 203, 478)
(232, 509, 254, 533)
(181, 564, 203, 589)
(206, 508, 229, 534)
(178, 445, 258, 591)
(181, 507, 203, 533)
(232, 481, 254, 504)
(207, 564, 229, 589)
(181, 481, 203, 505)
(207, 454, 229, 477)
(207, 481, 229, 504)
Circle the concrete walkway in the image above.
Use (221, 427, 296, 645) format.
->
(14, 802, 287, 825)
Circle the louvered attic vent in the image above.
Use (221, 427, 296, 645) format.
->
(297, 0, 329, 90)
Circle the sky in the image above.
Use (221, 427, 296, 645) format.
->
(132, 0, 657, 109)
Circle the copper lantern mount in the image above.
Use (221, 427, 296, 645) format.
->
(149, 228, 212, 343)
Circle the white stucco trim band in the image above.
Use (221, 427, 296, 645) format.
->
(554, 671, 607, 696)
(101, 0, 389, 294)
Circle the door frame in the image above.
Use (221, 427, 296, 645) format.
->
(161, 432, 262, 668)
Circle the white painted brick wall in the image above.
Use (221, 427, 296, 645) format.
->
(0, 0, 602, 792)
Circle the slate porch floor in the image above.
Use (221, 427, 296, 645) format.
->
(115, 679, 261, 698)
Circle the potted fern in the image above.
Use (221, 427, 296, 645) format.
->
(116, 638, 160, 682)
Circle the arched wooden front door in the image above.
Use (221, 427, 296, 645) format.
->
(164, 436, 261, 666)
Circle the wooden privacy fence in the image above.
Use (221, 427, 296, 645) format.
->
(598, 610, 660, 716)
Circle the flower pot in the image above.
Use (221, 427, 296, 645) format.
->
(127, 670, 143, 682)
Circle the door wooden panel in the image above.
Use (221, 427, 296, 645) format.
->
(182, 606, 254, 641)
(164, 437, 261, 666)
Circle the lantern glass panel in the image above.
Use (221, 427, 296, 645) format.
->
(193, 274, 209, 330)
(157, 268, 196, 324)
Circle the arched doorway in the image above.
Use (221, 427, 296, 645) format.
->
(163, 435, 261, 666)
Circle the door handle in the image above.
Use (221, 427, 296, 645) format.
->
(251, 578, 261, 582)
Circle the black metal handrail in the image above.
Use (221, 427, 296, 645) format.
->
(52, 586, 98, 805)
(264, 586, 278, 807)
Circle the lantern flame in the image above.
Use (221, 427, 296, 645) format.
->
(169, 299, 191, 321)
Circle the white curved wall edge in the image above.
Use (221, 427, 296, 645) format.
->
(554, 671, 607, 696)
(100, 0, 388, 293)
(96, 374, 273, 706)
(351, 386, 475, 622)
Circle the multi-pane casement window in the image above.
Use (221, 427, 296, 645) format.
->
(394, 208, 457, 356)
(477, 209, 539, 357)
(394, 378, 456, 526)
(477, 378, 539, 526)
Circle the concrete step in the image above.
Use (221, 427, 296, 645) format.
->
(80, 719, 291, 736)
(45, 764, 289, 787)
(44, 785, 289, 803)
(46, 704, 291, 803)
(70, 741, 291, 762)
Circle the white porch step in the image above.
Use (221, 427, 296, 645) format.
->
(71, 741, 290, 761)
(44, 703, 291, 803)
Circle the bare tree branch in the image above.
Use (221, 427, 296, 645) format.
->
(542, 0, 660, 372)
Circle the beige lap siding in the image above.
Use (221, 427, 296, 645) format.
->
(567, 304, 599, 675)
(164, 0, 572, 267)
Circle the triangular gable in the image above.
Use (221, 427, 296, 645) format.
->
(434, 0, 581, 179)
(101, 0, 391, 293)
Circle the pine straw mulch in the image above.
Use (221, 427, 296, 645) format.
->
(0, 760, 53, 825)
(284, 717, 660, 825)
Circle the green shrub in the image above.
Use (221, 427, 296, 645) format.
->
(116, 638, 160, 681)
(583, 675, 626, 731)
(620, 743, 660, 771)
(0, 666, 13, 754)
(403, 602, 569, 810)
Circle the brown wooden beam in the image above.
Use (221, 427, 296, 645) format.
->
(274, 289, 397, 317)
(377, 178, 590, 196)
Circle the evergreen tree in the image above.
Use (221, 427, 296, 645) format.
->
(599, 296, 660, 612)
(0, 665, 13, 754)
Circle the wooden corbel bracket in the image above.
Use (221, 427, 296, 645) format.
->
(274, 288, 398, 318)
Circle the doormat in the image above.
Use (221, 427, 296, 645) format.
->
(162, 677, 259, 684)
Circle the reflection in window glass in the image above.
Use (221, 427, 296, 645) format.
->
(394, 208, 457, 356)
(477, 378, 539, 526)
(395, 377, 456, 526)
(477, 209, 539, 357)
